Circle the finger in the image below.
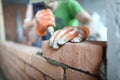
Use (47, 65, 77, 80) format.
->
(77, 26, 90, 38)
(52, 27, 73, 49)
(58, 28, 79, 45)
(49, 30, 61, 47)
(47, 26, 54, 35)
(70, 34, 83, 43)
(58, 27, 74, 38)
(70, 26, 90, 42)
(36, 9, 55, 27)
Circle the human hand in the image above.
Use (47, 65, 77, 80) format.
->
(35, 9, 55, 36)
(49, 26, 90, 49)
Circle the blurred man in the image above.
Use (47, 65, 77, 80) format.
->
(23, 0, 96, 49)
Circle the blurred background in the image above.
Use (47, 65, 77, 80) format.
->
(1, 0, 107, 42)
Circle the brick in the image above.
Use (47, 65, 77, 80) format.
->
(66, 69, 97, 80)
(0, 42, 42, 64)
(8, 69, 23, 80)
(0, 43, 8, 60)
(0, 48, 25, 71)
(10, 43, 41, 64)
(0, 42, 42, 80)
(25, 64, 44, 80)
(31, 55, 64, 80)
(1, 60, 19, 80)
(46, 76, 53, 80)
(1, 64, 14, 80)
(45, 75, 63, 80)
(42, 40, 106, 75)
(13, 57, 25, 70)
(1, 54, 32, 80)
(7, 62, 32, 80)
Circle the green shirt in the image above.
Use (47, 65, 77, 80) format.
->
(54, 0, 84, 31)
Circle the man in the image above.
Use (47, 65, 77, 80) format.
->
(23, 0, 96, 49)
(23, 1, 51, 46)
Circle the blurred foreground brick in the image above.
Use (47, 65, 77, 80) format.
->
(0, 40, 106, 80)
(42, 41, 106, 75)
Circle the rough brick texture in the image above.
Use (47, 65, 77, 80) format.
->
(66, 69, 97, 80)
(31, 55, 64, 79)
(0, 41, 106, 80)
(25, 65, 44, 80)
(0, 42, 64, 80)
(42, 40, 106, 75)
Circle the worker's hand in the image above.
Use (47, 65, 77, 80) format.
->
(49, 26, 90, 49)
(35, 9, 55, 36)
(23, 19, 35, 30)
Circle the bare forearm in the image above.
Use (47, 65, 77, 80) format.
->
(23, 19, 35, 30)
(23, 4, 34, 29)
(76, 10, 91, 25)
(28, 26, 40, 44)
(76, 10, 96, 35)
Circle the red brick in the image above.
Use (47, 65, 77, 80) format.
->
(13, 57, 25, 70)
(0, 42, 42, 80)
(42, 40, 106, 75)
(0, 42, 42, 64)
(3, 59, 29, 80)
(8, 69, 23, 80)
(1, 60, 20, 80)
(31, 55, 64, 80)
(1, 64, 14, 80)
(45, 75, 64, 80)
(25, 64, 44, 80)
(46, 76, 53, 80)
(0, 47, 25, 71)
(66, 69, 97, 80)
(1, 54, 32, 80)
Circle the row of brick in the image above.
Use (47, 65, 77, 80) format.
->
(42, 41, 106, 75)
(0, 41, 106, 80)
(0, 42, 63, 80)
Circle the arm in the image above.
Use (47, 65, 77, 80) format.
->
(75, 10, 97, 36)
(75, 10, 91, 25)
(23, 4, 34, 30)
(25, 8, 55, 45)
(23, 4, 39, 45)
(28, 25, 40, 44)
(67, 0, 97, 35)
(49, 1, 95, 49)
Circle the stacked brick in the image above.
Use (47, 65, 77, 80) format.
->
(42, 41, 106, 80)
(0, 40, 106, 80)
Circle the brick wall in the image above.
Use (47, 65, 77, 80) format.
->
(0, 40, 106, 80)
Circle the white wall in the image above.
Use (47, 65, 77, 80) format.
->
(77, 0, 106, 24)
